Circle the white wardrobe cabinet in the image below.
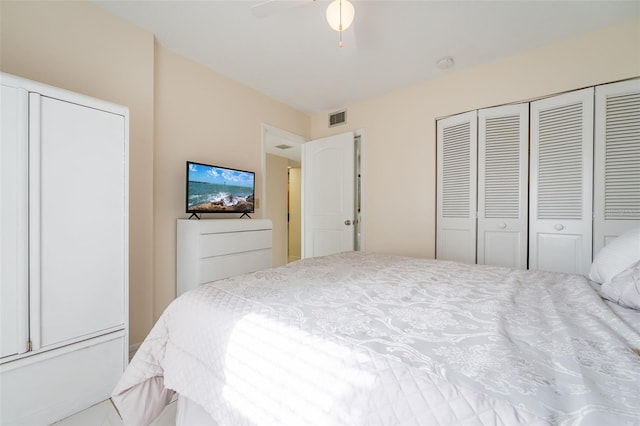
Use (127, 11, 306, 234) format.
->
(1, 83, 29, 360)
(436, 79, 640, 275)
(0, 73, 129, 425)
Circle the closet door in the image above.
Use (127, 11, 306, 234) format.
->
(477, 104, 529, 269)
(437, 111, 477, 264)
(0, 84, 29, 359)
(29, 94, 127, 350)
(529, 88, 594, 275)
(593, 79, 640, 256)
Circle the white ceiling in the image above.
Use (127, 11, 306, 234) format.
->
(94, 0, 639, 116)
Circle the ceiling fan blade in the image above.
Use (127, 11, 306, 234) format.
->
(251, 0, 312, 18)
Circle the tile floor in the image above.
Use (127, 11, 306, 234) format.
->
(53, 398, 177, 426)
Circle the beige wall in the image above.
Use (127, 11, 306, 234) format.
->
(265, 154, 289, 267)
(153, 46, 309, 316)
(310, 19, 640, 259)
(288, 167, 302, 261)
(1, 0, 156, 344)
(1, 1, 310, 344)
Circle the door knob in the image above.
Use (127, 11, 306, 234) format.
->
(554, 224, 564, 231)
(498, 223, 507, 229)
(344, 220, 352, 226)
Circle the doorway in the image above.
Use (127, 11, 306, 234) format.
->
(262, 125, 365, 266)
(262, 125, 306, 266)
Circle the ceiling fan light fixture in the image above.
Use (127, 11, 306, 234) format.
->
(326, 0, 355, 31)
(326, 0, 355, 47)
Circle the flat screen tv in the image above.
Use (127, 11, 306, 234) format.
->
(186, 161, 255, 216)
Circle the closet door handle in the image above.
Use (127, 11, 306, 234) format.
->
(554, 224, 565, 231)
(497, 223, 507, 229)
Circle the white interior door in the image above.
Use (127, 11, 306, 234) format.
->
(593, 79, 640, 256)
(302, 132, 355, 258)
(0, 84, 29, 359)
(530, 88, 594, 275)
(30, 94, 127, 350)
(436, 111, 478, 264)
(477, 104, 529, 269)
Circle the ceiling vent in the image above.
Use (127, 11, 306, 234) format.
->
(329, 110, 347, 127)
(275, 144, 292, 150)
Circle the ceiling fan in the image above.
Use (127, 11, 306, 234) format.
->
(251, 0, 356, 48)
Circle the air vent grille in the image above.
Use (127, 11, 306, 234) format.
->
(604, 92, 640, 219)
(329, 110, 346, 127)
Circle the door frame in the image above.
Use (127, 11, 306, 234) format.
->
(260, 124, 306, 220)
(354, 130, 366, 252)
(261, 125, 366, 258)
(261, 124, 306, 265)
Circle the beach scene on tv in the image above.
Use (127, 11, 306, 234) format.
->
(187, 163, 254, 213)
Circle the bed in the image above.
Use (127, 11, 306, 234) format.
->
(112, 248, 640, 425)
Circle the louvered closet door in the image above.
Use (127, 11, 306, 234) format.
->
(530, 88, 594, 275)
(593, 79, 640, 256)
(436, 111, 477, 264)
(477, 104, 528, 269)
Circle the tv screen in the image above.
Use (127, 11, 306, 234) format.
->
(186, 161, 255, 214)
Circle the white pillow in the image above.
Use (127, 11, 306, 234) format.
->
(600, 260, 640, 310)
(589, 228, 640, 284)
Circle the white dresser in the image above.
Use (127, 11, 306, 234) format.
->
(176, 219, 273, 296)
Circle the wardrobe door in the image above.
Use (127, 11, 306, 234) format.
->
(477, 104, 529, 269)
(437, 111, 477, 264)
(593, 79, 640, 256)
(0, 84, 29, 359)
(530, 88, 594, 275)
(29, 94, 127, 350)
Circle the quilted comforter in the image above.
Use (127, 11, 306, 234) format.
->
(112, 252, 640, 425)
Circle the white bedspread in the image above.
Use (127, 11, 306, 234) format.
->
(112, 252, 640, 425)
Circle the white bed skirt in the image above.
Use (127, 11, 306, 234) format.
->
(176, 395, 217, 426)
